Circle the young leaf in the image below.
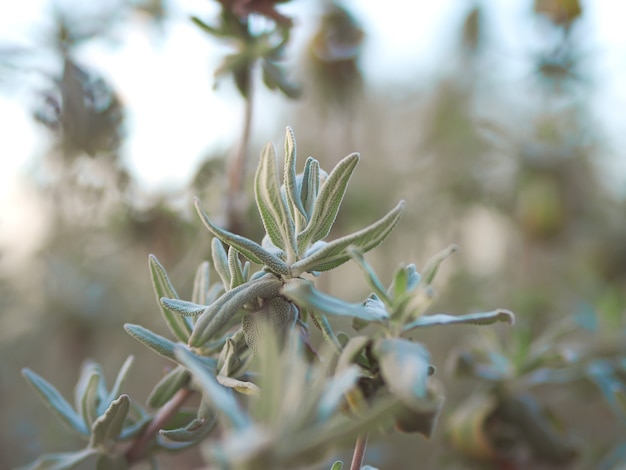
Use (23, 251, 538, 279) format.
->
(22, 369, 89, 437)
(175, 346, 250, 430)
(211, 238, 231, 289)
(300, 157, 320, 220)
(330, 461, 344, 470)
(195, 198, 290, 276)
(297, 153, 359, 250)
(159, 414, 217, 443)
(402, 309, 515, 332)
(421, 244, 459, 285)
(192, 261, 211, 305)
(80, 372, 100, 428)
(147, 366, 190, 408)
(290, 201, 405, 275)
(283, 126, 307, 230)
(228, 247, 245, 289)
(347, 246, 391, 304)
(216, 375, 261, 395)
(105, 356, 134, 412)
(282, 278, 388, 322)
(149, 255, 192, 342)
(160, 298, 206, 317)
(89, 394, 131, 448)
(124, 324, 180, 363)
(189, 275, 283, 347)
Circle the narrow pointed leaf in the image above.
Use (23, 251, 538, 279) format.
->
(228, 247, 245, 289)
(291, 201, 405, 275)
(300, 157, 319, 220)
(330, 462, 344, 470)
(161, 298, 206, 317)
(347, 245, 391, 304)
(282, 279, 388, 322)
(80, 372, 100, 428)
(105, 356, 134, 411)
(192, 261, 211, 305)
(373, 338, 431, 402)
(89, 394, 131, 447)
(19, 448, 99, 470)
(216, 375, 261, 395)
(422, 244, 459, 285)
(297, 153, 359, 249)
(22, 369, 89, 437)
(149, 255, 191, 342)
(402, 309, 515, 332)
(284, 126, 307, 230)
(189, 275, 283, 347)
(159, 414, 217, 443)
(318, 366, 360, 420)
(147, 366, 190, 408)
(124, 324, 179, 362)
(195, 198, 290, 276)
(175, 346, 250, 430)
(254, 142, 289, 250)
(212, 238, 231, 289)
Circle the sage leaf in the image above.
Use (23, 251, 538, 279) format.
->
(175, 346, 250, 430)
(216, 375, 261, 395)
(149, 255, 192, 342)
(347, 246, 391, 304)
(80, 372, 100, 428)
(290, 200, 405, 275)
(211, 238, 231, 289)
(282, 278, 388, 322)
(402, 309, 515, 332)
(330, 462, 343, 470)
(105, 356, 134, 412)
(421, 244, 459, 285)
(300, 157, 319, 221)
(147, 366, 190, 408)
(373, 338, 431, 403)
(297, 152, 359, 250)
(22, 369, 89, 437)
(189, 275, 283, 347)
(318, 366, 360, 420)
(195, 198, 290, 276)
(19, 448, 99, 470)
(124, 324, 179, 363)
(160, 298, 206, 317)
(89, 394, 130, 448)
(284, 126, 307, 231)
(192, 261, 211, 305)
(228, 246, 245, 289)
(159, 414, 217, 443)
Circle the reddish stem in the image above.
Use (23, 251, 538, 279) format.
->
(350, 433, 369, 470)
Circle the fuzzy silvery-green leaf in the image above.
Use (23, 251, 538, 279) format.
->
(290, 201, 405, 275)
(228, 246, 246, 289)
(373, 338, 431, 403)
(159, 414, 217, 443)
(18, 448, 99, 470)
(195, 198, 290, 276)
(149, 255, 192, 342)
(175, 346, 250, 430)
(22, 369, 89, 437)
(89, 394, 130, 448)
(299, 157, 319, 221)
(318, 366, 360, 420)
(212, 238, 231, 289)
(242, 296, 296, 353)
(347, 246, 391, 304)
(192, 261, 211, 305)
(147, 366, 190, 408)
(80, 372, 100, 428)
(421, 244, 459, 285)
(254, 142, 295, 255)
(282, 278, 388, 322)
(284, 127, 307, 231)
(308, 310, 342, 353)
(124, 324, 179, 362)
(189, 274, 283, 347)
(402, 309, 515, 332)
(297, 152, 359, 251)
(216, 375, 261, 395)
(104, 356, 134, 411)
(73, 361, 103, 415)
(160, 298, 206, 317)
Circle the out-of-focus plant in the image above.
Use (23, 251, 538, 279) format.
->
(446, 305, 626, 469)
(20, 128, 514, 469)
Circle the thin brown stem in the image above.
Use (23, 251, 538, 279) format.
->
(125, 388, 194, 465)
(349, 433, 369, 470)
(224, 65, 255, 233)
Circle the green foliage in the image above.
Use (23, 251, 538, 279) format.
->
(21, 129, 513, 469)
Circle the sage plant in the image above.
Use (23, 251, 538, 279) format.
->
(21, 128, 514, 469)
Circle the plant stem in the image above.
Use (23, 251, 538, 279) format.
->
(125, 388, 194, 464)
(350, 433, 369, 470)
(224, 65, 255, 233)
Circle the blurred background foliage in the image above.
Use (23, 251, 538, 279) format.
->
(1, 0, 625, 468)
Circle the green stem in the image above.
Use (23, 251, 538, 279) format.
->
(349, 433, 369, 470)
(309, 310, 342, 354)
